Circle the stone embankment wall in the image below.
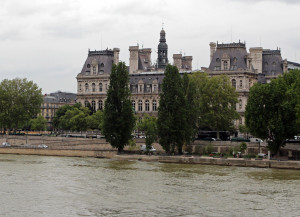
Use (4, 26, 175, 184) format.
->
(158, 156, 300, 170)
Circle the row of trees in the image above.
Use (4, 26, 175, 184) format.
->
(52, 103, 103, 133)
(246, 69, 300, 155)
(101, 62, 240, 153)
(157, 65, 239, 154)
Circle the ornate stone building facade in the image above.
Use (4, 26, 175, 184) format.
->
(204, 42, 288, 127)
(76, 29, 193, 118)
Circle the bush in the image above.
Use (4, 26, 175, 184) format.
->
(243, 154, 256, 159)
(239, 142, 247, 153)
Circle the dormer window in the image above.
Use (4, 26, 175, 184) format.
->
(87, 64, 90, 68)
(93, 66, 96, 74)
(224, 61, 228, 70)
(100, 63, 104, 67)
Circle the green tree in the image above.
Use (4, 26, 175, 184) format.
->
(245, 69, 300, 155)
(30, 115, 48, 132)
(0, 78, 42, 132)
(86, 109, 103, 130)
(52, 104, 73, 130)
(102, 62, 136, 152)
(182, 73, 199, 145)
(157, 65, 186, 154)
(138, 115, 158, 150)
(60, 106, 90, 132)
(238, 124, 249, 138)
(191, 73, 239, 137)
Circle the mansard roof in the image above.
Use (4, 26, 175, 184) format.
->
(262, 49, 283, 75)
(78, 49, 115, 76)
(129, 72, 165, 86)
(208, 42, 250, 71)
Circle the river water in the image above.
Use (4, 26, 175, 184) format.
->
(0, 154, 299, 217)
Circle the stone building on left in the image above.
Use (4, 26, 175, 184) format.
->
(76, 29, 193, 120)
(41, 91, 77, 129)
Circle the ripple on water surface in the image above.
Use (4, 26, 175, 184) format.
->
(0, 154, 299, 217)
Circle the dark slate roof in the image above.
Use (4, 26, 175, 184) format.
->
(78, 49, 114, 76)
(129, 71, 192, 86)
(257, 73, 267, 84)
(129, 72, 165, 86)
(43, 96, 57, 103)
(49, 91, 77, 103)
(262, 49, 283, 75)
(208, 42, 252, 71)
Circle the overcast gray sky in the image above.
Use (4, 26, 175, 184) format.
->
(1, 0, 300, 94)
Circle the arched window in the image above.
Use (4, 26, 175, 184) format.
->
(98, 100, 103, 110)
(85, 100, 89, 107)
(138, 100, 143, 111)
(100, 63, 104, 67)
(91, 100, 96, 112)
(99, 83, 103, 92)
(239, 99, 242, 109)
(132, 100, 136, 112)
(232, 79, 236, 89)
(85, 83, 89, 92)
(145, 100, 150, 111)
(92, 83, 96, 92)
(239, 80, 243, 88)
(152, 100, 157, 111)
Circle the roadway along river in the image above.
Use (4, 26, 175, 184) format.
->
(0, 154, 299, 217)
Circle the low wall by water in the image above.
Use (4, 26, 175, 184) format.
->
(158, 156, 300, 170)
(0, 147, 117, 158)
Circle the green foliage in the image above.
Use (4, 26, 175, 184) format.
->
(102, 62, 136, 152)
(157, 65, 186, 154)
(182, 73, 199, 145)
(245, 69, 300, 154)
(30, 115, 47, 131)
(53, 103, 90, 132)
(86, 110, 103, 130)
(0, 78, 42, 130)
(190, 72, 240, 135)
(138, 115, 158, 150)
(239, 142, 247, 153)
(52, 104, 73, 129)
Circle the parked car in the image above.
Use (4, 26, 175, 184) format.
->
(250, 138, 263, 143)
(38, 144, 48, 148)
(2, 142, 11, 147)
(258, 153, 267, 158)
(140, 144, 156, 152)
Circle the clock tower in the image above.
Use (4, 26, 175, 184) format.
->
(157, 28, 168, 69)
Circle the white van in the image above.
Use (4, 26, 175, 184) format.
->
(250, 138, 263, 143)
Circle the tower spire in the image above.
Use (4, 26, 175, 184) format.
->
(157, 28, 168, 69)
